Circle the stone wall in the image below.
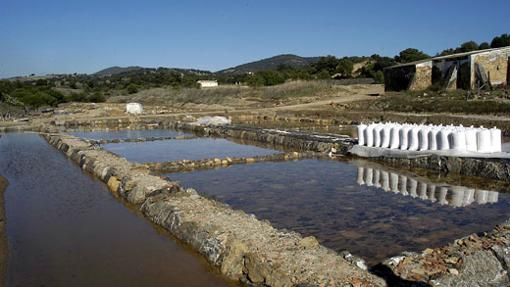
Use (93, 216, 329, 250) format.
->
(408, 62, 433, 91)
(471, 48, 510, 89)
(384, 65, 416, 92)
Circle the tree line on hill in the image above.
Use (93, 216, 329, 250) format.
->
(0, 34, 508, 109)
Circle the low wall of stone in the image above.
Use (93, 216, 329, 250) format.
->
(147, 151, 320, 173)
(40, 130, 385, 287)
(172, 122, 355, 154)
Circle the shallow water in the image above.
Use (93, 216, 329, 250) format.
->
(0, 133, 234, 287)
(70, 129, 190, 140)
(103, 138, 279, 163)
(167, 159, 510, 265)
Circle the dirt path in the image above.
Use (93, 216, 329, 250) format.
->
(0, 175, 7, 287)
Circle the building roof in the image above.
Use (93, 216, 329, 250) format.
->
(386, 46, 510, 70)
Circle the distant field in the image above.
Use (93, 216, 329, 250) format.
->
(107, 80, 356, 108)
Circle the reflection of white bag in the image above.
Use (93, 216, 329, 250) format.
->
(365, 124, 375, 147)
(490, 127, 502, 152)
(357, 124, 367, 146)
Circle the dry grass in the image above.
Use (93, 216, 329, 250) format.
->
(107, 80, 342, 107)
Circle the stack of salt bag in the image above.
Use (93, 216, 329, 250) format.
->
(356, 122, 502, 153)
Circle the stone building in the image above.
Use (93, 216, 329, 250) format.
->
(384, 47, 510, 91)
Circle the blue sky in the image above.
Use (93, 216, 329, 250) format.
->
(0, 0, 508, 78)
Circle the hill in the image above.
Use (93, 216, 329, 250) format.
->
(93, 66, 144, 77)
(218, 54, 319, 74)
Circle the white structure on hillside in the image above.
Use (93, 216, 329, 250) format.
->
(197, 80, 219, 88)
(126, 102, 143, 115)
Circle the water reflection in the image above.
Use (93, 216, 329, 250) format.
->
(103, 138, 279, 163)
(356, 166, 499, 207)
(167, 159, 510, 266)
(69, 129, 190, 141)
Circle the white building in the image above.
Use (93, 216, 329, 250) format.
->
(197, 80, 219, 88)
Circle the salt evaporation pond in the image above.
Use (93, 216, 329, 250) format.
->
(70, 129, 190, 140)
(167, 159, 510, 265)
(103, 138, 279, 163)
(0, 133, 235, 287)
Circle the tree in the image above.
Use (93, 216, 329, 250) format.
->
(479, 42, 490, 50)
(395, 48, 430, 63)
(458, 41, 479, 53)
(126, 83, 139, 94)
(335, 58, 354, 77)
(491, 33, 510, 48)
(312, 56, 339, 75)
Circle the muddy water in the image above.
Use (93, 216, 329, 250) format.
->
(0, 175, 7, 287)
(103, 138, 279, 163)
(0, 133, 235, 287)
(70, 129, 191, 140)
(167, 159, 510, 266)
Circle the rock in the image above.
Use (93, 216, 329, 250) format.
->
(447, 268, 459, 275)
(107, 176, 120, 194)
(299, 236, 319, 249)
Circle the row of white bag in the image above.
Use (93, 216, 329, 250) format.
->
(356, 167, 498, 207)
(357, 123, 502, 153)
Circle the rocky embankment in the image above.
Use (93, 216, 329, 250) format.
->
(378, 220, 510, 287)
(41, 130, 385, 287)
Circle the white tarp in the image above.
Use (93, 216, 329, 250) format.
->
(195, 116, 231, 126)
(126, 103, 143, 114)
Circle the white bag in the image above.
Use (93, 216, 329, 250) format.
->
(490, 127, 502, 152)
(477, 129, 492, 153)
(428, 128, 439, 150)
(357, 124, 367, 146)
(418, 127, 430, 151)
(408, 126, 420, 151)
(381, 125, 392, 148)
(465, 128, 478, 152)
(389, 125, 401, 149)
(399, 125, 412, 150)
(364, 124, 375, 147)
(450, 129, 467, 152)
